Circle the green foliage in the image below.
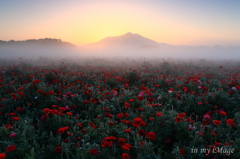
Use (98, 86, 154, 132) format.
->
(127, 71, 138, 85)
(106, 79, 117, 88)
(161, 61, 174, 75)
(45, 72, 59, 83)
(4, 66, 22, 76)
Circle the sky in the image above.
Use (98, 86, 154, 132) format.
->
(0, 0, 240, 46)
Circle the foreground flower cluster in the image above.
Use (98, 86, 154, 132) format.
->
(0, 58, 240, 159)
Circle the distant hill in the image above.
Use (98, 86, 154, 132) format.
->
(0, 34, 239, 59)
(78, 32, 240, 59)
(0, 38, 77, 58)
(81, 32, 169, 50)
(0, 38, 75, 48)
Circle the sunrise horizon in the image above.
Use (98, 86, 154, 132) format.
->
(1, 32, 240, 47)
(1, 0, 240, 47)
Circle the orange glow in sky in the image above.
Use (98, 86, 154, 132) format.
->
(0, 1, 239, 46)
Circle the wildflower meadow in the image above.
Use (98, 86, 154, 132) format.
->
(0, 58, 240, 159)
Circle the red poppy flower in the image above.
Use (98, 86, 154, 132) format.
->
(148, 98, 153, 102)
(90, 149, 98, 155)
(17, 107, 23, 112)
(122, 143, 132, 150)
(224, 142, 233, 146)
(138, 129, 147, 137)
(199, 131, 204, 136)
(214, 141, 220, 146)
(175, 116, 181, 122)
(125, 129, 131, 133)
(10, 93, 16, 98)
(178, 112, 186, 118)
(220, 111, 226, 116)
(13, 117, 19, 121)
(125, 113, 128, 118)
(55, 146, 62, 154)
(67, 132, 72, 136)
(73, 143, 81, 148)
(109, 121, 115, 126)
(118, 137, 126, 146)
(183, 87, 187, 92)
(132, 118, 146, 128)
(230, 122, 236, 127)
(122, 153, 129, 159)
(147, 132, 157, 140)
(226, 119, 233, 124)
(129, 99, 134, 102)
(203, 113, 211, 121)
(66, 112, 71, 116)
(138, 96, 144, 101)
(90, 122, 96, 129)
(77, 123, 82, 127)
(101, 136, 116, 147)
(49, 90, 54, 95)
(121, 145, 129, 150)
(6, 145, 16, 152)
(58, 107, 65, 112)
(149, 117, 154, 121)
(90, 98, 95, 103)
(116, 113, 124, 119)
(213, 120, 221, 126)
(72, 104, 76, 109)
(124, 102, 131, 108)
(63, 139, 69, 143)
(81, 129, 87, 134)
(156, 111, 162, 117)
(165, 138, 171, 143)
(0, 153, 6, 159)
(83, 100, 88, 104)
(56, 127, 67, 134)
(7, 113, 15, 116)
(180, 148, 186, 156)
(226, 119, 236, 127)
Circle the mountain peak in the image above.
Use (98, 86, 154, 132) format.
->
(123, 32, 138, 36)
(81, 32, 161, 50)
(124, 32, 133, 35)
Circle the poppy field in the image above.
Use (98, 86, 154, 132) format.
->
(0, 58, 240, 159)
